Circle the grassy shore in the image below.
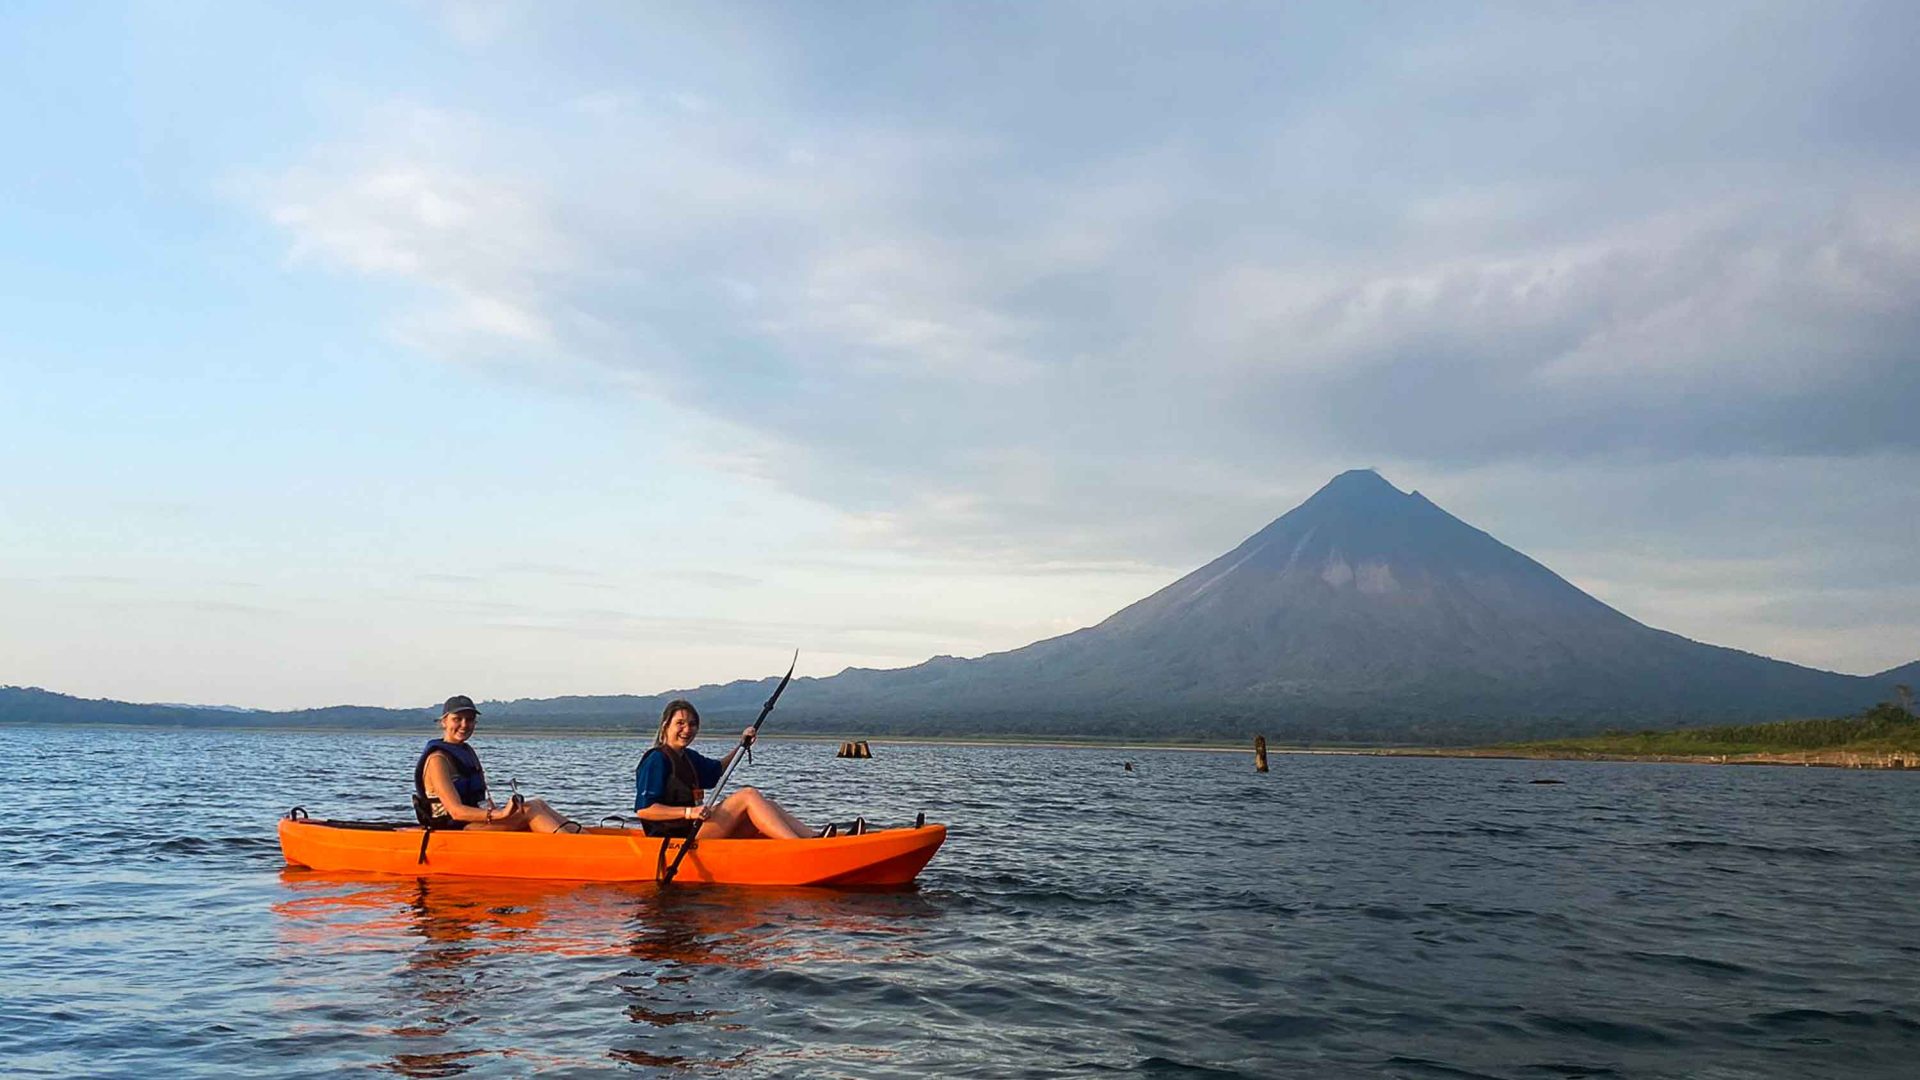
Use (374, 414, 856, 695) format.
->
(1435, 703, 1920, 769)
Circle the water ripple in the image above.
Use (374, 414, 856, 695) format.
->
(3, 728, 1918, 1077)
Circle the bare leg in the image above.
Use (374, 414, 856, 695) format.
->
(757, 796, 810, 838)
(522, 798, 574, 833)
(699, 787, 809, 839)
(470, 798, 571, 833)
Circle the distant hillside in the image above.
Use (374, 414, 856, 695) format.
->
(7, 471, 1914, 744)
(0, 686, 422, 730)
(0, 687, 230, 727)
(1497, 703, 1920, 757)
(1874, 659, 1920, 686)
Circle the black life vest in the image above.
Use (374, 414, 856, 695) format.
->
(413, 739, 487, 827)
(637, 746, 702, 839)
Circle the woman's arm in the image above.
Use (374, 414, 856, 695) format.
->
(714, 727, 759, 771)
(634, 752, 709, 824)
(633, 802, 709, 824)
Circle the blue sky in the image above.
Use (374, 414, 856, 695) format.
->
(4, 1, 1917, 709)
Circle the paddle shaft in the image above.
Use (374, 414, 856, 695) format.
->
(659, 653, 797, 883)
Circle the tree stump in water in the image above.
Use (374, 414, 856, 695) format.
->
(1254, 735, 1269, 772)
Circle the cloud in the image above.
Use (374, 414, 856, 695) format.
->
(246, 2, 1920, 577)
(1226, 193, 1920, 465)
(659, 569, 763, 590)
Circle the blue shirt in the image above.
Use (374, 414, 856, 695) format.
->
(634, 747, 724, 811)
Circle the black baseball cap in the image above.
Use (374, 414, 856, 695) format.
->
(442, 695, 481, 716)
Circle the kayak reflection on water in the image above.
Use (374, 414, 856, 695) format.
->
(270, 870, 941, 1076)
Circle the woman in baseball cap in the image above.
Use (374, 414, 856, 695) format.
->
(412, 695, 577, 832)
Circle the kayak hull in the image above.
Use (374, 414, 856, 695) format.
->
(277, 818, 946, 887)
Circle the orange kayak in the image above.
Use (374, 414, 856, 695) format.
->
(277, 817, 946, 887)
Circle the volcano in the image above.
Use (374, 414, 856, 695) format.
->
(687, 469, 1902, 741)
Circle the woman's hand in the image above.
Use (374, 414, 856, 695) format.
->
(682, 804, 711, 823)
(489, 794, 530, 825)
(740, 727, 756, 747)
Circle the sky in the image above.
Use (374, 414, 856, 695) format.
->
(3, 1, 1917, 710)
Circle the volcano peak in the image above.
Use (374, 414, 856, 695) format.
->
(1309, 468, 1401, 501)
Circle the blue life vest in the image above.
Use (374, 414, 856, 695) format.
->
(413, 739, 487, 822)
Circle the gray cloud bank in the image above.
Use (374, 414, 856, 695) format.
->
(249, 2, 1919, 668)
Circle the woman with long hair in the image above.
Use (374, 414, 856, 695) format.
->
(632, 698, 813, 839)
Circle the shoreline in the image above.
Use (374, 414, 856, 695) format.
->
(0, 720, 1278, 752)
(1359, 746, 1920, 771)
(7, 721, 1914, 769)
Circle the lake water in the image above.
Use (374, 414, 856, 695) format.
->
(2, 726, 1917, 1078)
